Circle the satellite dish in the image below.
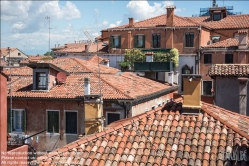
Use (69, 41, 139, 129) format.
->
(57, 72, 67, 82)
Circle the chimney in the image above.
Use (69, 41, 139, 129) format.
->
(166, 6, 176, 27)
(238, 77, 248, 115)
(182, 74, 202, 114)
(128, 17, 134, 28)
(85, 45, 88, 53)
(84, 77, 90, 95)
(145, 52, 154, 62)
(238, 30, 248, 50)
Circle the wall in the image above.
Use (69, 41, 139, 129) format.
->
(0, 73, 7, 160)
(200, 28, 211, 46)
(215, 77, 240, 113)
(49, 68, 57, 90)
(131, 93, 173, 116)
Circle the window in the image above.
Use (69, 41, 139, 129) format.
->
(225, 54, 233, 64)
(106, 112, 120, 125)
(18, 53, 21, 56)
(213, 13, 221, 21)
(65, 111, 77, 134)
(185, 33, 194, 47)
(109, 35, 121, 48)
(181, 65, 193, 91)
(203, 81, 212, 95)
(204, 54, 212, 64)
(47, 111, 59, 133)
(212, 36, 220, 43)
(152, 34, 160, 48)
(8, 109, 26, 133)
(36, 72, 47, 90)
(134, 35, 145, 48)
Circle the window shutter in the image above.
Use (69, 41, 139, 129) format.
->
(134, 35, 138, 48)
(143, 35, 145, 48)
(109, 36, 113, 48)
(7, 110, 12, 133)
(22, 110, 26, 133)
(158, 35, 161, 48)
(190, 33, 194, 47)
(190, 66, 194, 74)
(118, 36, 121, 48)
(152, 34, 155, 48)
(54, 111, 59, 133)
(47, 111, 53, 132)
(185, 34, 189, 47)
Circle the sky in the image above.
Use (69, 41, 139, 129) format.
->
(1, 0, 249, 55)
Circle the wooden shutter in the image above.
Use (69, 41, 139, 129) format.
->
(158, 34, 161, 48)
(22, 110, 26, 133)
(7, 110, 12, 133)
(190, 33, 194, 47)
(47, 111, 53, 132)
(134, 35, 138, 48)
(53, 111, 59, 133)
(109, 36, 113, 48)
(143, 35, 145, 48)
(185, 34, 189, 47)
(118, 36, 121, 48)
(47, 111, 59, 133)
(152, 34, 155, 48)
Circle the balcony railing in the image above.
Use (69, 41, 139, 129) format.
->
(134, 62, 174, 72)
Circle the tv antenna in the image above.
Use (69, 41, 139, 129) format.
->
(45, 16, 52, 55)
(83, 29, 94, 52)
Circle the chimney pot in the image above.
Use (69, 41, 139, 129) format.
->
(85, 45, 88, 52)
(128, 17, 134, 28)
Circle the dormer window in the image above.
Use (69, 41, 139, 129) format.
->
(213, 13, 221, 21)
(36, 72, 47, 90)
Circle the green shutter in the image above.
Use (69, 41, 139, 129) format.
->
(143, 35, 145, 48)
(7, 110, 12, 133)
(54, 111, 59, 133)
(134, 35, 138, 48)
(118, 36, 121, 48)
(47, 111, 53, 133)
(158, 35, 161, 48)
(22, 110, 26, 133)
(109, 36, 113, 48)
(152, 34, 155, 48)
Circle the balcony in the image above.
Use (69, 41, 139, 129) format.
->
(134, 62, 174, 72)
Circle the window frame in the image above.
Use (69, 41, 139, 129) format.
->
(185, 33, 194, 48)
(213, 13, 221, 21)
(33, 69, 49, 91)
(204, 54, 212, 64)
(134, 34, 145, 48)
(225, 54, 233, 64)
(109, 35, 121, 49)
(9, 109, 26, 133)
(202, 80, 213, 96)
(152, 34, 161, 48)
(46, 110, 60, 134)
(106, 112, 121, 125)
(64, 110, 78, 135)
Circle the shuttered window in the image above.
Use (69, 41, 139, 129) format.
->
(134, 35, 145, 48)
(203, 81, 212, 95)
(65, 111, 77, 134)
(7, 109, 26, 133)
(36, 72, 47, 90)
(152, 34, 160, 48)
(185, 33, 194, 47)
(225, 54, 233, 64)
(47, 111, 59, 133)
(109, 35, 121, 48)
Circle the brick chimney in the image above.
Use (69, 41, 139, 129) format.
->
(182, 74, 202, 114)
(238, 29, 248, 50)
(128, 18, 134, 28)
(166, 6, 176, 27)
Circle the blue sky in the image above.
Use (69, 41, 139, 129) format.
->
(1, 0, 248, 55)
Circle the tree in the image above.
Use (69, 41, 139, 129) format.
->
(44, 51, 53, 56)
(123, 48, 145, 69)
(153, 48, 179, 67)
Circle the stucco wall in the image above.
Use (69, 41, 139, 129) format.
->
(215, 77, 240, 113)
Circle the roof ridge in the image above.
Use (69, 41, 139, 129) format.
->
(94, 73, 133, 99)
(201, 102, 249, 140)
(71, 58, 92, 73)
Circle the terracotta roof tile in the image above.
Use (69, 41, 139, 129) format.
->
(33, 100, 249, 165)
(87, 55, 109, 64)
(238, 29, 248, 34)
(209, 64, 249, 76)
(2, 66, 32, 76)
(201, 38, 242, 48)
(0, 60, 7, 66)
(0, 48, 17, 56)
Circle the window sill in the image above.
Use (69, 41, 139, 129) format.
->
(184, 47, 195, 49)
(31, 90, 49, 92)
(64, 133, 78, 136)
(46, 132, 60, 135)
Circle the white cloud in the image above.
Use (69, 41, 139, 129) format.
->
(102, 20, 108, 26)
(109, 20, 122, 28)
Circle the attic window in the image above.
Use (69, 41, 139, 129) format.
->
(36, 72, 47, 90)
(213, 13, 221, 21)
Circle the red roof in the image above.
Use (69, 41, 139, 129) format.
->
(5, 58, 176, 100)
(88, 55, 109, 64)
(0, 48, 17, 56)
(104, 14, 249, 30)
(33, 99, 249, 165)
(202, 38, 240, 48)
(209, 64, 249, 76)
(2, 66, 32, 76)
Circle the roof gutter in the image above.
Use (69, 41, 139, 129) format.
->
(105, 26, 200, 32)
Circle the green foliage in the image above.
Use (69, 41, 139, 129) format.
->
(153, 48, 179, 67)
(42, 56, 53, 61)
(44, 51, 53, 56)
(124, 48, 145, 69)
(118, 61, 130, 71)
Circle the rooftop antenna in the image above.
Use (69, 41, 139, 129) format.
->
(83, 30, 94, 52)
(45, 16, 52, 56)
(212, 0, 216, 7)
